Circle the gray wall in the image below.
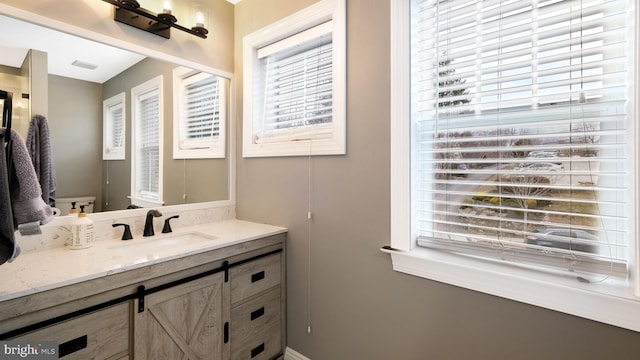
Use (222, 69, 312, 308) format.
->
(48, 75, 102, 210)
(235, 1, 640, 359)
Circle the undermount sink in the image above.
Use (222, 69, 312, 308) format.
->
(108, 231, 218, 254)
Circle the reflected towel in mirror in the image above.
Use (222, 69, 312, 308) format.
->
(0, 128, 54, 229)
(26, 114, 56, 207)
(0, 128, 18, 264)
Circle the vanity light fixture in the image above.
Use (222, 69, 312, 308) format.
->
(101, 0, 208, 39)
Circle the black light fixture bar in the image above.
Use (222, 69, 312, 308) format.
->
(102, 0, 208, 39)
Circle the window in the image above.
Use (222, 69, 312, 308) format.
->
(103, 92, 125, 160)
(131, 76, 163, 207)
(242, 0, 346, 157)
(173, 67, 226, 159)
(389, 0, 640, 331)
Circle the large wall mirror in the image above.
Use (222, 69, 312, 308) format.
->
(0, 13, 233, 214)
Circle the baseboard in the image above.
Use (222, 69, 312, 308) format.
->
(285, 347, 311, 360)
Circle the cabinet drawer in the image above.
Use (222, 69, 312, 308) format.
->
(12, 302, 130, 360)
(231, 321, 281, 360)
(231, 286, 281, 346)
(231, 325, 281, 360)
(230, 254, 281, 304)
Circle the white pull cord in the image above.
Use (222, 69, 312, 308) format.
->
(307, 145, 313, 334)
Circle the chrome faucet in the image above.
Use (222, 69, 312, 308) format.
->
(143, 209, 162, 237)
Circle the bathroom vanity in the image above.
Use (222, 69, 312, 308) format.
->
(0, 219, 286, 360)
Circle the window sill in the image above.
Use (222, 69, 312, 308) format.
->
(173, 145, 225, 159)
(128, 196, 163, 208)
(243, 138, 346, 158)
(381, 246, 640, 332)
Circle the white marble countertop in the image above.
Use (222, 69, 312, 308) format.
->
(0, 219, 287, 302)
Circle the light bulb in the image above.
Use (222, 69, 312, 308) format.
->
(195, 11, 205, 28)
(162, 0, 172, 14)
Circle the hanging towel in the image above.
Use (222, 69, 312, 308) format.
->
(0, 128, 54, 229)
(0, 129, 19, 264)
(26, 114, 56, 207)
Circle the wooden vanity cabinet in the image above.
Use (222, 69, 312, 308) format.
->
(132, 249, 285, 360)
(0, 233, 286, 360)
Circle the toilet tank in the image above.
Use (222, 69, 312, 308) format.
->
(56, 196, 96, 215)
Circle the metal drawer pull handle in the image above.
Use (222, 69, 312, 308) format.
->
(251, 271, 265, 283)
(59, 334, 87, 358)
(251, 343, 265, 358)
(251, 307, 265, 321)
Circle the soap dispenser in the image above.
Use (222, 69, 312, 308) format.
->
(68, 201, 79, 214)
(70, 205, 94, 250)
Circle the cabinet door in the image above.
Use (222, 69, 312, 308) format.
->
(134, 273, 224, 360)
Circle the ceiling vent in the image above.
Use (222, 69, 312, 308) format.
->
(71, 60, 98, 70)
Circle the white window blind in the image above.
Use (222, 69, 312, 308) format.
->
(411, 0, 634, 278)
(255, 21, 334, 144)
(103, 92, 125, 160)
(131, 76, 163, 206)
(137, 90, 160, 197)
(173, 67, 226, 159)
(183, 73, 220, 141)
(109, 106, 124, 147)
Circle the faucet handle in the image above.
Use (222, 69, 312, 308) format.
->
(162, 215, 180, 233)
(113, 223, 133, 240)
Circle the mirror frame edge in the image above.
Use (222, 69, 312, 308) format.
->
(0, 3, 237, 221)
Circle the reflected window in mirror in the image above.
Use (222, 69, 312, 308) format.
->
(131, 75, 164, 207)
(103, 92, 126, 160)
(172, 67, 226, 159)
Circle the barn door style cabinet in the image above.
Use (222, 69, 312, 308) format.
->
(133, 273, 225, 359)
(0, 233, 286, 360)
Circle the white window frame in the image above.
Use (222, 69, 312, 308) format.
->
(388, 0, 640, 332)
(242, 0, 346, 157)
(103, 92, 126, 160)
(172, 66, 226, 159)
(130, 75, 164, 208)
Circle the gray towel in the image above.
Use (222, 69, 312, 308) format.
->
(26, 114, 56, 207)
(0, 130, 19, 264)
(0, 128, 54, 229)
